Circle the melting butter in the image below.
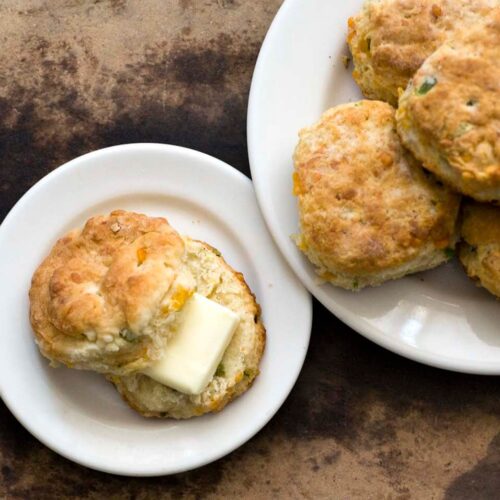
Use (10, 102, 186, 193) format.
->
(142, 293, 239, 395)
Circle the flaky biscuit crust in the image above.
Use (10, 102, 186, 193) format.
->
(348, 0, 497, 105)
(29, 210, 189, 374)
(110, 240, 266, 419)
(459, 202, 500, 298)
(293, 100, 460, 289)
(397, 10, 500, 201)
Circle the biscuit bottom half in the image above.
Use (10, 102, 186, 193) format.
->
(109, 239, 266, 419)
(295, 232, 454, 291)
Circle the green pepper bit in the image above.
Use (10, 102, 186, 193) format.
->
(119, 328, 137, 342)
(215, 362, 225, 377)
(443, 247, 455, 259)
(416, 76, 437, 95)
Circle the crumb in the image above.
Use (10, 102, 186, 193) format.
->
(342, 55, 351, 69)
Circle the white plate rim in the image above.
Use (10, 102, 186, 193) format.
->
(0, 143, 312, 475)
(247, 0, 500, 375)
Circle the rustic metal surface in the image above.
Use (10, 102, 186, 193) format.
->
(0, 1, 499, 498)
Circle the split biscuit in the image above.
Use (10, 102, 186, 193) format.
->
(110, 239, 266, 419)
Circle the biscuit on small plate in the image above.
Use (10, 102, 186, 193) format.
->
(0, 143, 311, 474)
(110, 239, 265, 419)
(29, 210, 196, 375)
(347, 0, 496, 105)
(459, 201, 500, 299)
(397, 10, 500, 202)
(293, 100, 460, 290)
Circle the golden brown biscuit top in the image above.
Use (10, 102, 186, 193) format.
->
(29, 210, 189, 371)
(293, 101, 460, 274)
(348, 0, 496, 103)
(399, 10, 500, 183)
(461, 202, 500, 246)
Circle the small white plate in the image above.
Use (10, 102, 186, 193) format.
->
(0, 144, 312, 476)
(247, 0, 500, 374)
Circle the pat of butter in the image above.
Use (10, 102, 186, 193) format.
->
(142, 293, 239, 395)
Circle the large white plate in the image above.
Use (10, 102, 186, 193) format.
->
(247, 0, 500, 374)
(0, 144, 312, 476)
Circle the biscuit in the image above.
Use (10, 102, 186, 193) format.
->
(459, 202, 500, 298)
(397, 10, 500, 201)
(29, 210, 196, 374)
(293, 100, 460, 290)
(110, 239, 266, 419)
(347, 0, 496, 106)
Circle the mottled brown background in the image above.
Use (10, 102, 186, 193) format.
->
(0, 1, 499, 498)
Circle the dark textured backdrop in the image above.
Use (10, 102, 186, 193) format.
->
(1, 1, 499, 498)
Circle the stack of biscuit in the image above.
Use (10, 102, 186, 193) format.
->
(29, 210, 265, 418)
(293, 0, 500, 298)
